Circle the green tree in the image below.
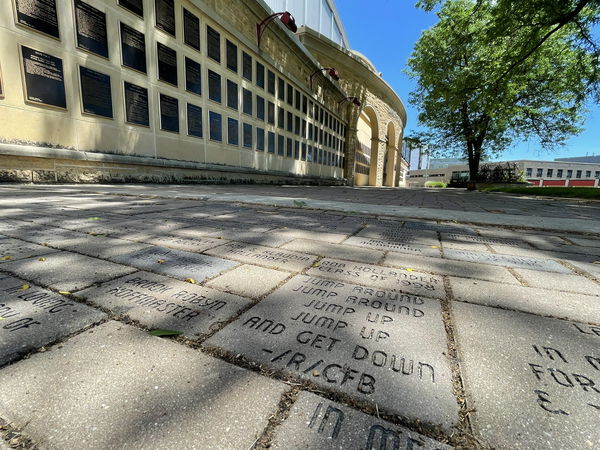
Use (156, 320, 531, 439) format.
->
(407, 0, 597, 181)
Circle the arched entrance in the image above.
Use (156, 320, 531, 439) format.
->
(354, 106, 379, 186)
(383, 122, 397, 187)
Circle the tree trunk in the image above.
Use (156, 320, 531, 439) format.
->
(466, 141, 482, 190)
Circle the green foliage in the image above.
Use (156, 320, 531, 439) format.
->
(407, 0, 597, 179)
(424, 181, 448, 187)
(479, 186, 600, 199)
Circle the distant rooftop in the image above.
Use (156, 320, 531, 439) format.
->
(555, 155, 600, 163)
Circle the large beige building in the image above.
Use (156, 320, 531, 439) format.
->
(0, 0, 407, 185)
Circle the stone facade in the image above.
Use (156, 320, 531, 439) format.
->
(0, 0, 407, 185)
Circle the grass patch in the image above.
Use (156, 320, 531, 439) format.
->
(424, 181, 448, 188)
(480, 186, 600, 199)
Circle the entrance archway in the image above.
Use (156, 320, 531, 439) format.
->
(354, 106, 379, 186)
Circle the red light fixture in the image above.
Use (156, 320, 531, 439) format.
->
(338, 97, 362, 107)
(310, 68, 340, 90)
(256, 11, 297, 48)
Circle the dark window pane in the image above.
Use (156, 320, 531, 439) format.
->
(308, 145, 313, 162)
(256, 62, 265, 88)
(227, 80, 238, 109)
(208, 70, 221, 103)
(243, 88, 252, 115)
(295, 90, 300, 110)
(242, 52, 252, 81)
(278, 77, 285, 100)
(226, 40, 237, 72)
(185, 57, 201, 95)
(287, 84, 293, 105)
(256, 127, 265, 151)
(308, 101, 313, 118)
(159, 93, 178, 132)
(209, 111, 222, 141)
(301, 119, 306, 138)
(302, 95, 307, 114)
(286, 111, 293, 132)
(286, 138, 293, 157)
(207, 26, 220, 62)
(277, 107, 284, 129)
(294, 116, 300, 135)
(267, 70, 275, 95)
(268, 131, 275, 153)
(183, 8, 200, 51)
(227, 117, 238, 145)
(256, 96, 265, 120)
(301, 143, 307, 160)
(157, 42, 177, 86)
(187, 103, 202, 137)
(267, 101, 275, 124)
(243, 123, 252, 148)
(308, 124, 313, 140)
(277, 134, 284, 156)
(294, 140, 300, 159)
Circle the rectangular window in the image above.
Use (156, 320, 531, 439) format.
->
(256, 62, 265, 88)
(301, 119, 306, 138)
(268, 131, 275, 153)
(208, 70, 221, 103)
(207, 26, 220, 62)
(301, 143, 307, 160)
(308, 145, 313, 162)
(183, 8, 200, 51)
(278, 77, 285, 100)
(256, 127, 265, 151)
(308, 123, 313, 140)
(557, 169, 563, 178)
(187, 103, 202, 138)
(209, 111, 222, 141)
(243, 88, 252, 115)
(576, 170, 582, 178)
(243, 123, 252, 148)
(294, 116, 300, 135)
(286, 111, 293, 132)
(295, 90, 301, 110)
(546, 169, 553, 177)
(324, 112, 329, 129)
(586, 170, 591, 178)
(294, 140, 300, 160)
(287, 84, 293, 105)
(277, 134, 284, 156)
(242, 52, 252, 81)
(526, 168, 532, 177)
(256, 96, 265, 120)
(595, 171, 600, 179)
(267, 70, 275, 95)
(226, 40, 237, 72)
(302, 95, 307, 114)
(567, 169, 573, 178)
(277, 107, 284, 129)
(267, 101, 275, 124)
(159, 93, 178, 133)
(227, 80, 238, 109)
(185, 57, 201, 95)
(227, 117, 239, 145)
(308, 101, 314, 118)
(157, 42, 177, 86)
(286, 138, 293, 157)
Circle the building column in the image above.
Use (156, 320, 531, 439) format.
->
(369, 137, 386, 186)
(385, 146, 398, 186)
(344, 127, 359, 186)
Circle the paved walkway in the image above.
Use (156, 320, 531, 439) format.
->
(0, 184, 599, 449)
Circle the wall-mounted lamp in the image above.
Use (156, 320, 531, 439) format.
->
(310, 68, 340, 90)
(256, 12, 297, 48)
(338, 97, 362, 107)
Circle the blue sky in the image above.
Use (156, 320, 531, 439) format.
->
(335, 1, 599, 162)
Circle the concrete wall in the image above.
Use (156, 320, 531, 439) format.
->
(0, 0, 348, 183)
